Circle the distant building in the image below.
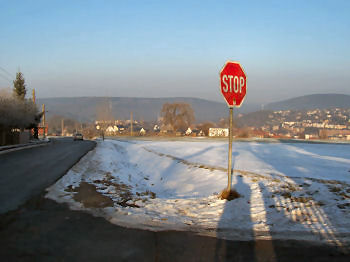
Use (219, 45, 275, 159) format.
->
(117, 125, 125, 131)
(106, 125, 119, 135)
(209, 128, 229, 137)
(175, 131, 182, 136)
(139, 128, 146, 136)
(185, 127, 192, 135)
(250, 129, 267, 138)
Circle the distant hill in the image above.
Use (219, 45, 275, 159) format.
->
(237, 110, 274, 127)
(37, 94, 350, 124)
(265, 94, 350, 111)
(36, 97, 229, 123)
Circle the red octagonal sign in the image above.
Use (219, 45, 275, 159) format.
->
(220, 61, 247, 107)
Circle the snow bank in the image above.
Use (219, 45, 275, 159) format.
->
(46, 139, 350, 246)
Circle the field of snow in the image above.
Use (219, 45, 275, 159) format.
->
(46, 138, 350, 246)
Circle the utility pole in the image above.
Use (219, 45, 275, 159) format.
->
(130, 111, 133, 136)
(32, 89, 39, 139)
(42, 104, 46, 139)
(61, 118, 64, 136)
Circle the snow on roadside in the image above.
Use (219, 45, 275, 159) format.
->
(46, 139, 350, 246)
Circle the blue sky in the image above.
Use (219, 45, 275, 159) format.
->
(0, 0, 349, 105)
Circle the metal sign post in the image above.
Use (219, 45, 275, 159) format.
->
(227, 106, 233, 191)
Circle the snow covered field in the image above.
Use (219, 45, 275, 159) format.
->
(46, 138, 350, 246)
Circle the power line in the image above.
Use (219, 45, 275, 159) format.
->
(0, 72, 12, 83)
(0, 66, 13, 77)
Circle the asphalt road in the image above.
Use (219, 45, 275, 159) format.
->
(0, 138, 96, 214)
(0, 195, 348, 262)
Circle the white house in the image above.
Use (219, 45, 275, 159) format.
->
(185, 127, 192, 135)
(140, 128, 146, 136)
(209, 128, 229, 137)
(106, 125, 119, 135)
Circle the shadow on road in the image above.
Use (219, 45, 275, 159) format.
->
(1, 189, 349, 261)
(215, 174, 258, 261)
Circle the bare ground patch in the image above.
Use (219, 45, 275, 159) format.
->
(72, 182, 114, 208)
(91, 174, 156, 208)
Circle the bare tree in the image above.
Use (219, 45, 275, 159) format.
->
(95, 99, 114, 139)
(82, 124, 99, 139)
(96, 99, 113, 121)
(0, 90, 39, 130)
(161, 102, 195, 133)
(197, 122, 216, 136)
(319, 129, 328, 139)
(219, 117, 236, 128)
(237, 127, 250, 138)
(47, 115, 80, 135)
(298, 132, 305, 139)
(219, 117, 229, 128)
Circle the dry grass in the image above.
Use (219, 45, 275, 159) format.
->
(291, 196, 313, 203)
(309, 178, 349, 186)
(219, 188, 241, 201)
(281, 192, 292, 198)
(339, 192, 350, 199)
(281, 184, 299, 192)
(337, 203, 350, 209)
(136, 190, 157, 199)
(329, 186, 342, 193)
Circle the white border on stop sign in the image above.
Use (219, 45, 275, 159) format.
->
(219, 60, 247, 108)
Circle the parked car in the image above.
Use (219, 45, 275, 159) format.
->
(73, 133, 83, 141)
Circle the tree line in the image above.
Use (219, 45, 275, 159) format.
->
(0, 72, 41, 144)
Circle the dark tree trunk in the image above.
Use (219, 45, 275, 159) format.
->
(33, 127, 39, 139)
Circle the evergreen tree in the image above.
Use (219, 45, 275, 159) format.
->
(13, 71, 26, 100)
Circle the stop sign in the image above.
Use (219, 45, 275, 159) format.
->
(220, 61, 247, 107)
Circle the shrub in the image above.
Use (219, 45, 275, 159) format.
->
(0, 94, 40, 130)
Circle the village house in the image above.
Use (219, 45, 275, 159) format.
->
(208, 128, 229, 137)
